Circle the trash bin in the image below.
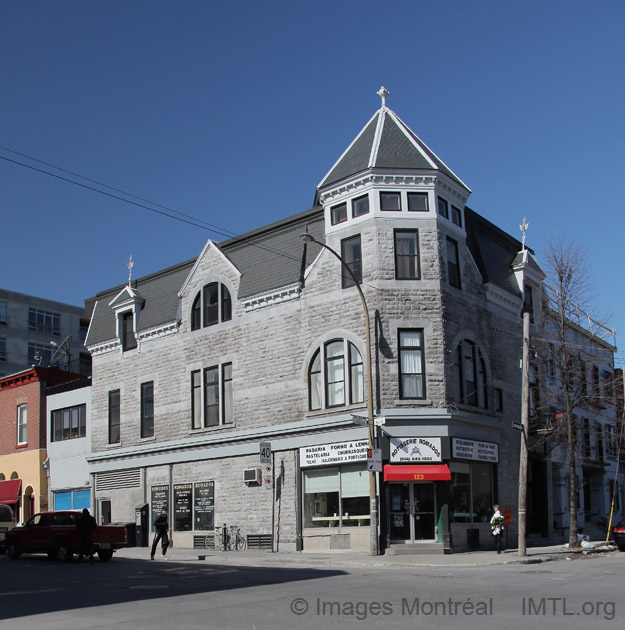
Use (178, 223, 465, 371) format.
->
(467, 528, 480, 550)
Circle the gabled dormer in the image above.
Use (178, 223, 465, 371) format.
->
(108, 284, 145, 352)
(315, 87, 471, 236)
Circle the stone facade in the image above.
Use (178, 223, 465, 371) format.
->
(84, 97, 620, 554)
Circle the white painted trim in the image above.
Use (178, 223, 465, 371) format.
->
(368, 108, 385, 167)
(178, 240, 241, 298)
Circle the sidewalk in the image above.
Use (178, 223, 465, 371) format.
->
(115, 541, 619, 569)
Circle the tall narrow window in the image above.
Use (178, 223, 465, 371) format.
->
(221, 285, 232, 322)
(394, 230, 420, 280)
(341, 235, 362, 289)
(451, 205, 462, 226)
(456, 340, 488, 409)
(446, 237, 461, 289)
(17, 404, 27, 445)
(204, 366, 219, 427)
(437, 197, 449, 219)
(203, 283, 219, 327)
(0, 338, 6, 361)
(325, 341, 346, 407)
(0, 301, 7, 325)
(141, 381, 154, 438)
(309, 351, 322, 411)
(191, 371, 202, 429)
(122, 312, 136, 351)
(191, 294, 201, 331)
(108, 390, 120, 444)
(398, 330, 425, 399)
(222, 363, 233, 424)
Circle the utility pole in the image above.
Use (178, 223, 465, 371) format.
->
(518, 308, 530, 556)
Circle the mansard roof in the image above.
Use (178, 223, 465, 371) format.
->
(464, 207, 527, 298)
(85, 207, 325, 347)
(317, 105, 469, 194)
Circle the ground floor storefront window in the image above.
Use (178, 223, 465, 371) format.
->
(54, 489, 91, 511)
(303, 463, 369, 528)
(449, 461, 494, 524)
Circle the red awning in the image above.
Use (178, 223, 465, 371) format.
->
(0, 479, 21, 504)
(384, 464, 451, 482)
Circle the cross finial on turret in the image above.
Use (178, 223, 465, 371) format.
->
(519, 217, 529, 251)
(127, 255, 134, 285)
(377, 86, 390, 107)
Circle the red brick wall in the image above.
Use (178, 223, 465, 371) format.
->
(0, 379, 44, 455)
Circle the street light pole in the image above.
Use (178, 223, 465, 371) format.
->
(300, 233, 378, 556)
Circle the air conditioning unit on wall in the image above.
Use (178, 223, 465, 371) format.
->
(243, 468, 261, 484)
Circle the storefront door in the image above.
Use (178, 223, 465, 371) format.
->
(389, 482, 436, 543)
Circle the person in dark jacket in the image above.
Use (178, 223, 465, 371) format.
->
(151, 508, 169, 560)
(76, 508, 97, 564)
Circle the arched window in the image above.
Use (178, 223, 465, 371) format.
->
(308, 340, 364, 410)
(456, 340, 488, 409)
(0, 473, 5, 481)
(191, 283, 233, 331)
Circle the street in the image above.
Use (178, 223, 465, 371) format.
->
(0, 552, 622, 629)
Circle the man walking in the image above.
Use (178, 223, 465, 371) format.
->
(151, 508, 170, 560)
(77, 508, 97, 564)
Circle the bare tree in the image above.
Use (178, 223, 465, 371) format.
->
(531, 239, 614, 548)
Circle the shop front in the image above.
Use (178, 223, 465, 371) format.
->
(300, 439, 372, 551)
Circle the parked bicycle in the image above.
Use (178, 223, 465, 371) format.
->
(214, 525, 246, 551)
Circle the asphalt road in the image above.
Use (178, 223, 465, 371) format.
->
(0, 552, 622, 629)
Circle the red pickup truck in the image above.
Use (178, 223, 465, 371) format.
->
(5, 511, 127, 562)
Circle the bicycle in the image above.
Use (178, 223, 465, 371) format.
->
(228, 526, 246, 551)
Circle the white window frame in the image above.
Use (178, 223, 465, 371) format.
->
(17, 404, 27, 445)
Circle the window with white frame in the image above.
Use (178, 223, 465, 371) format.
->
(437, 196, 449, 219)
(380, 191, 401, 211)
(394, 229, 420, 280)
(191, 363, 233, 429)
(331, 202, 347, 225)
(309, 340, 364, 410)
(407, 192, 428, 212)
(398, 329, 425, 399)
(341, 235, 362, 289)
(451, 205, 462, 226)
(17, 404, 27, 445)
(352, 195, 369, 218)
(191, 283, 233, 331)
(141, 381, 154, 438)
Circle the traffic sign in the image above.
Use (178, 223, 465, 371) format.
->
(260, 441, 272, 464)
(367, 448, 382, 472)
(351, 415, 368, 426)
(512, 422, 524, 432)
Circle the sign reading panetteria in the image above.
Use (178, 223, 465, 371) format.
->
(452, 438, 499, 463)
(299, 439, 368, 468)
(390, 437, 442, 463)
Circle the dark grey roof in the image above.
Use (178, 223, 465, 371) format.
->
(464, 207, 525, 297)
(85, 208, 325, 347)
(317, 107, 469, 193)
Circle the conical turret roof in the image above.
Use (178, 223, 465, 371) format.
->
(317, 89, 470, 194)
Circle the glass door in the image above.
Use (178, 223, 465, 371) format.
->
(389, 482, 436, 542)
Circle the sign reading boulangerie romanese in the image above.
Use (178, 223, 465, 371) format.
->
(299, 439, 368, 468)
(390, 437, 442, 463)
(452, 438, 499, 463)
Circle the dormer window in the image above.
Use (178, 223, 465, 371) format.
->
(191, 283, 233, 331)
(121, 312, 137, 351)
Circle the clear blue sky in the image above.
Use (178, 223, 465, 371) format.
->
(1, 1, 624, 364)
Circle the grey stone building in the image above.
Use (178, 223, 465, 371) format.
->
(83, 91, 618, 553)
(0, 288, 91, 378)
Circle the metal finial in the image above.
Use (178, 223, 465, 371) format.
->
(127, 255, 134, 285)
(377, 86, 390, 107)
(519, 217, 529, 251)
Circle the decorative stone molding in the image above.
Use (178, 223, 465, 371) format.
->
(243, 283, 301, 312)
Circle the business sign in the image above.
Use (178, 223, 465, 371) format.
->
(452, 438, 499, 463)
(299, 439, 368, 468)
(390, 437, 442, 463)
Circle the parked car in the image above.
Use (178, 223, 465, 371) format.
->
(5, 511, 128, 561)
(0, 504, 16, 554)
(613, 520, 625, 551)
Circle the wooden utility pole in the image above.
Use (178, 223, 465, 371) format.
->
(518, 309, 531, 556)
